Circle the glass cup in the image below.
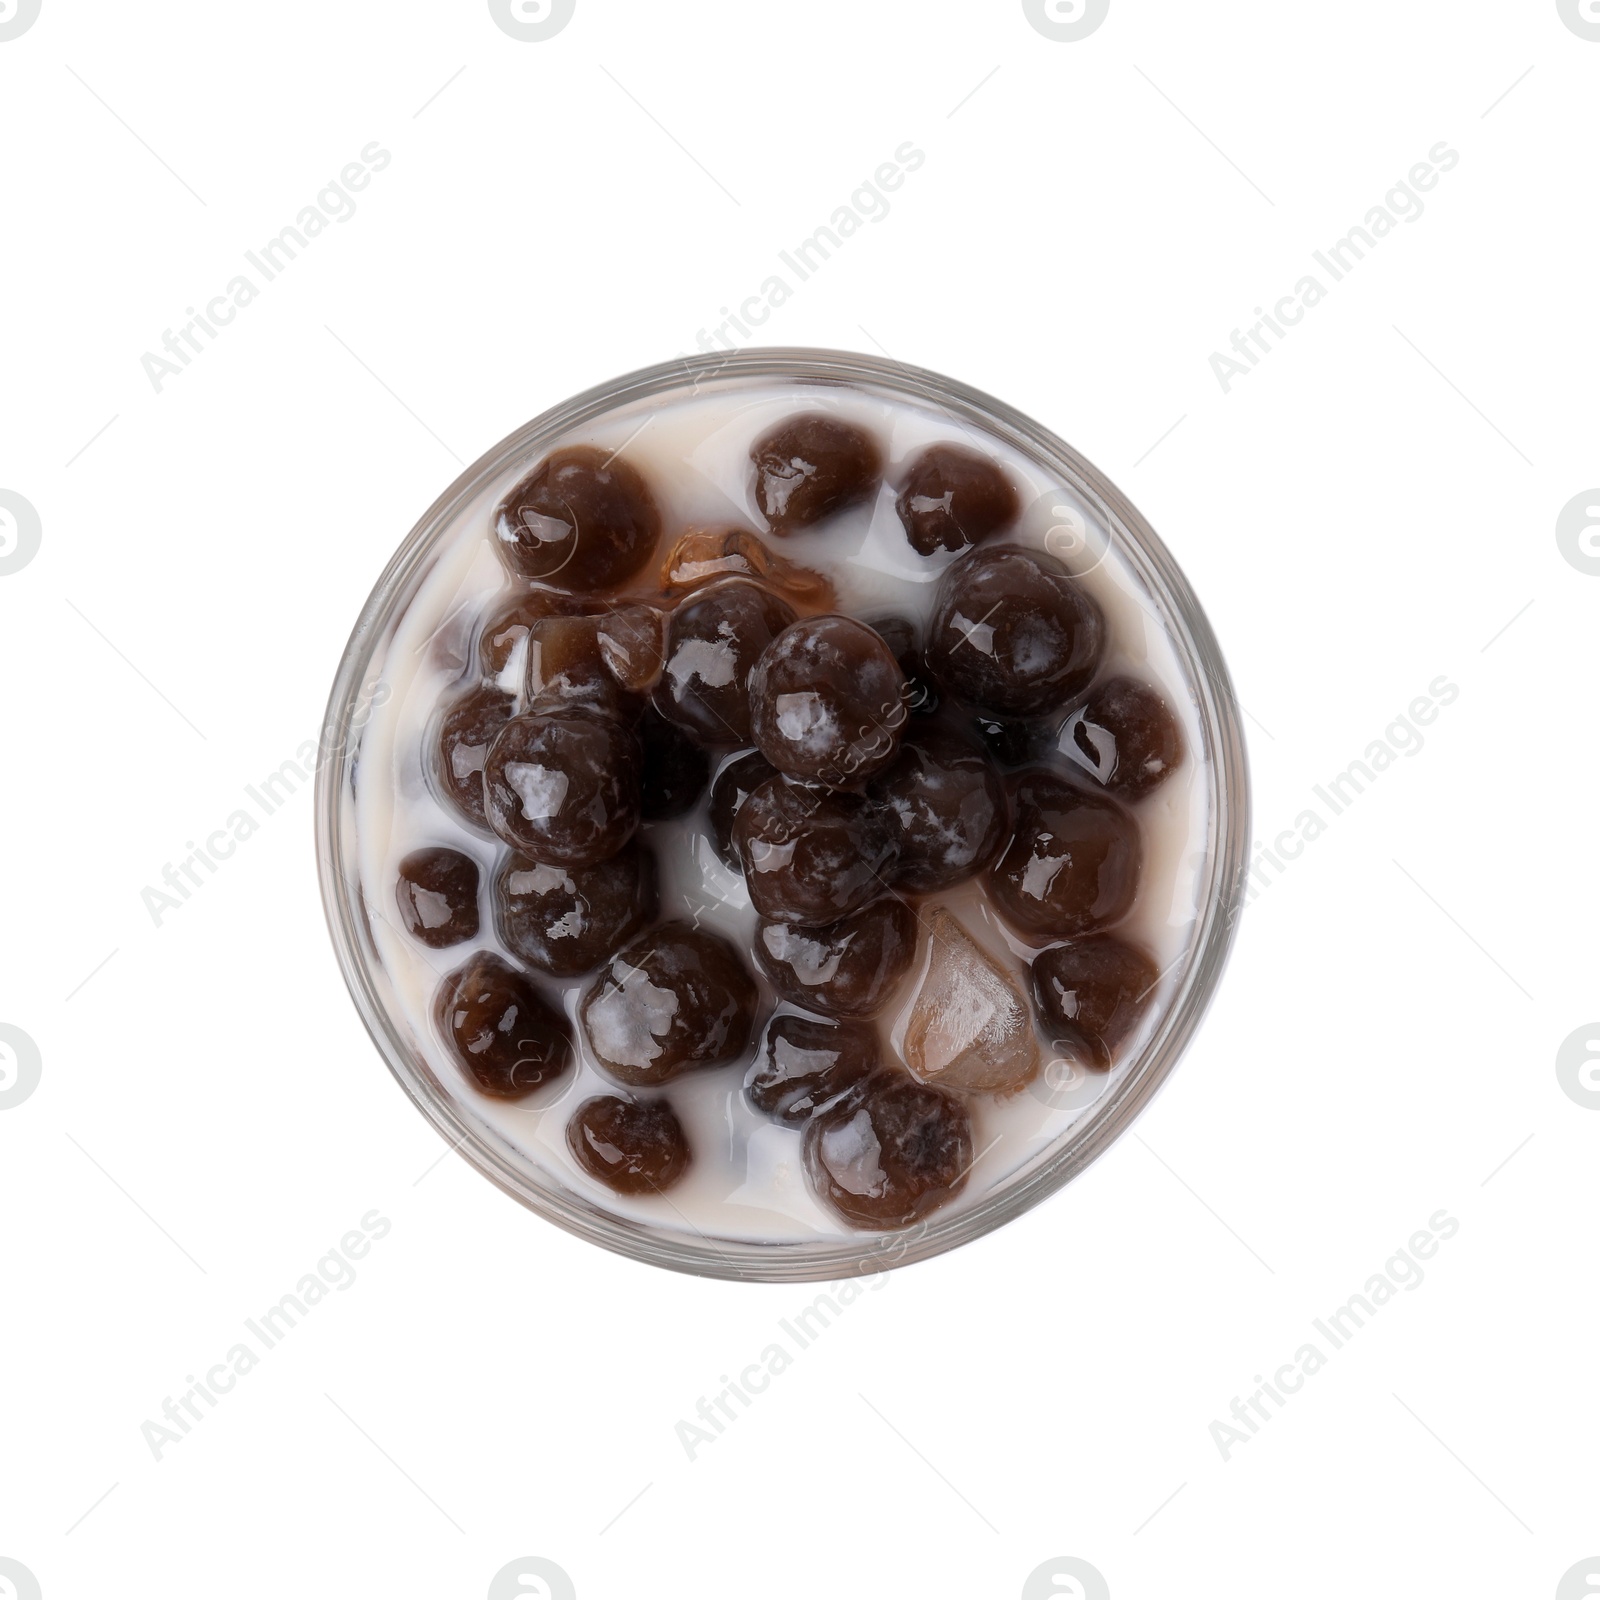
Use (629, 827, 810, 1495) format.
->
(315, 348, 1251, 1282)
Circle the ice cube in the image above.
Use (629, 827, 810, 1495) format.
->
(903, 908, 1040, 1096)
(660, 527, 835, 608)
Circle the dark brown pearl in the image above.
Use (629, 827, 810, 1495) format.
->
(870, 725, 1008, 894)
(492, 446, 661, 590)
(732, 774, 899, 927)
(566, 1095, 691, 1194)
(493, 839, 657, 978)
(638, 704, 710, 821)
(594, 603, 670, 695)
(523, 612, 641, 722)
(754, 897, 917, 1020)
(432, 683, 516, 832)
(433, 951, 573, 1099)
(750, 413, 883, 534)
(746, 1015, 878, 1126)
(708, 750, 778, 869)
(895, 442, 1020, 557)
(868, 615, 939, 716)
(476, 586, 587, 677)
(394, 847, 480, 948)
(972, 714, 1051, 770)
(652, 578, 797, 747)
(580, 922, 760, 1087)
(1058, 676, 1184, 802)
(750, 615, 908, 786)
(482, 712, 641, 867)
(927, 546, 1105, 719)
(802, 1070, 973, 1230)
(1031, 935, 1161, 1071)
(988, 770, 1142, 939)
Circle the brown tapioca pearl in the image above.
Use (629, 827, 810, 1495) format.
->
(580, 922, 760, 1087)
(746, 1014, 879, 1127)
(1059, 676, 1185, 802)
(638, 704, 710, 821)
(1031, 935, 1161, 1072)
(595, 602, 670, 695)
(494, 839, 657, 979)
(926, 546, 1105, 719)
(432, 682, 516, 831)
(869, 725, 1008, 895)
(708, 750, 778, 870)
(988, 770, 1142, 940)
(754, 898, 917, 1020)
(972, 714, 1051, 771)
(492, 445, 662, 590)
(802, 1070, 973, 1230)
(732, 774, 899, 927)
(482, 711, 641, 867)
(524, 613, 642, 722)
(652, 578, 797, 747)
(477, 587, 588, 678)
(749, 615, 908, 786)
(750, 413, 883, 534)
(395, 847, 481, 948)
(895, 442, 1020, 557)
(433, 950, 573, 1100)
(867, 615, 939, 717)
(659, 526, 835, 609)
(566, 1095, 691, 1195)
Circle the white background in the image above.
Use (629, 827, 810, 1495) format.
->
(2, 2, 1597, 1597)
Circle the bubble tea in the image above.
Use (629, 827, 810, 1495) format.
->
(353, 372, 1212, 1242)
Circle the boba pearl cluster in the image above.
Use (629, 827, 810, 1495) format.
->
(394, 411, 1185, 1231)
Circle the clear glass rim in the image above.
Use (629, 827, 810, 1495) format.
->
(314, 347, 1252, 1283)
